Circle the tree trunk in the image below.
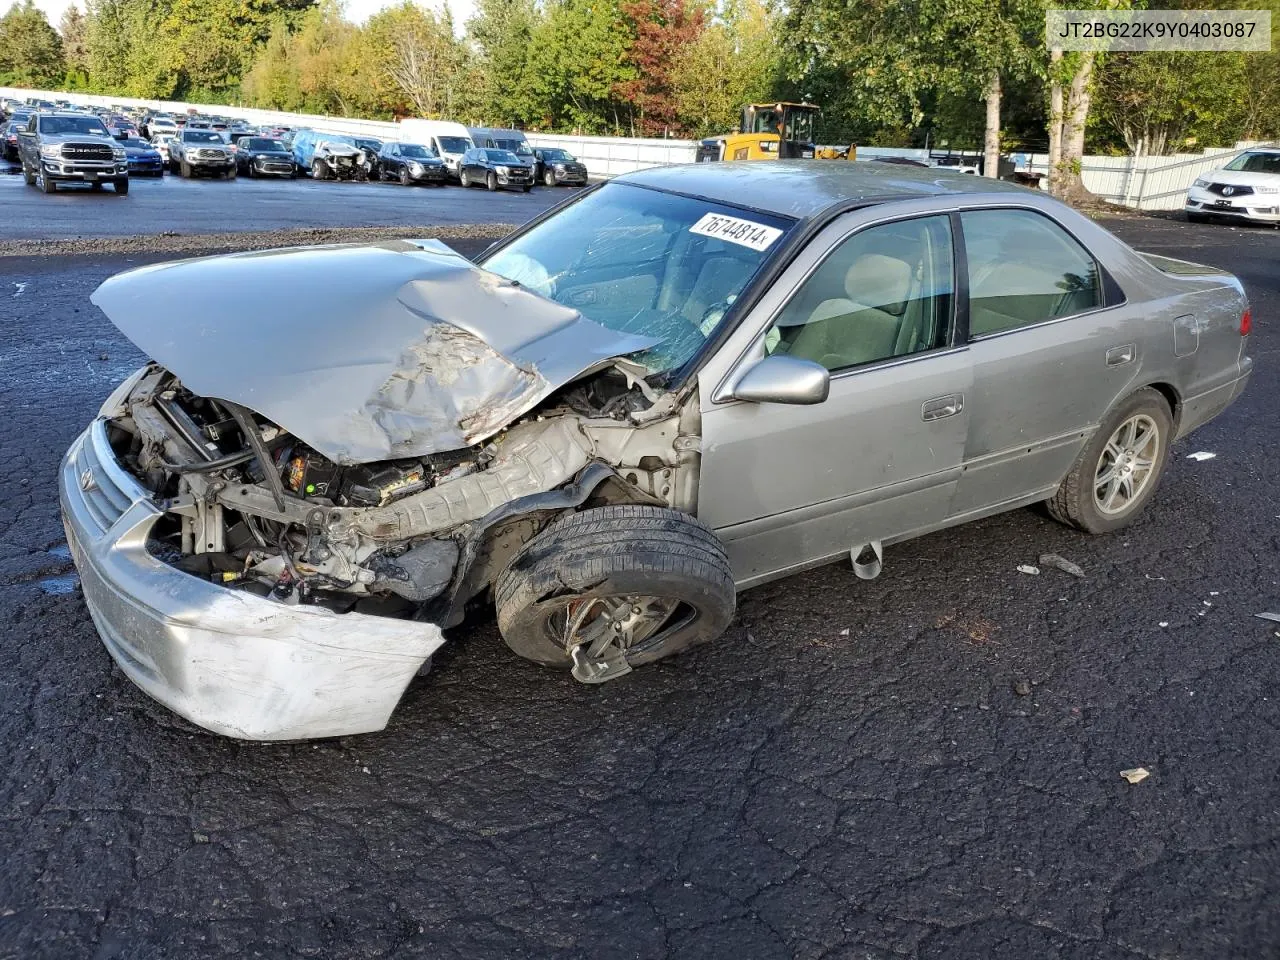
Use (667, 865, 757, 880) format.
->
(983, 70, 1001, 179)
(1059, 51, 1096, 202)
(1048, 47, 1063, 196)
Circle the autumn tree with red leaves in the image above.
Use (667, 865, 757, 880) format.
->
(613, 0, 705, 137)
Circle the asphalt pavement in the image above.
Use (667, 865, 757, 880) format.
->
(0, 165, 565, 239)
(0, 215, 1277, 960)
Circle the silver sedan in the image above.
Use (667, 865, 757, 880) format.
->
(62, 162, 1253, 739)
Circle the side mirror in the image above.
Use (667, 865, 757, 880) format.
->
(731, 354, 830, 405)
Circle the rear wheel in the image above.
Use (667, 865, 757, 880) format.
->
(495, 505, 736, 681)
(1047, 387, 1173, 534)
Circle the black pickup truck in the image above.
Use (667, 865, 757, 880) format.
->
(18, 111, 129, 194)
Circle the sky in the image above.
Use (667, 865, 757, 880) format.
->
(27, 0, 476, 31)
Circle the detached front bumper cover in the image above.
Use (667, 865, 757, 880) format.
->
(60, 421, 445, 741)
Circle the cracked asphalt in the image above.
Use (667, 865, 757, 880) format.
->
(0, 215, 1277, 960)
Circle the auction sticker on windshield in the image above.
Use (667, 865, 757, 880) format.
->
(690, 213, 783, 252)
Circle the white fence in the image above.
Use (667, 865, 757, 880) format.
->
(3, 84, 1263, 209)
(524, 132, 697, 176)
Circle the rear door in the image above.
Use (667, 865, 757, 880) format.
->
(950, 205, 1137, 515)
(697, 206, 972, 587)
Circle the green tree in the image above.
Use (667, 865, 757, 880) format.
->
(671, 0, 778, 138)
(0, 0, 66, 86)
(466, 0, 538, 125)
(365, 1, 467, 119)
(59, 4, 90, 78)
(525, 0, 635, 133)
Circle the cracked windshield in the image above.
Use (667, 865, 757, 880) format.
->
(482, 183, 794, 375)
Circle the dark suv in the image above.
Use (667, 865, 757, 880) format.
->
(18, 112, 129, 194)
(458, 148, 533, 192)
(378, 142, 447, 185)
(533, 147, 588, 187)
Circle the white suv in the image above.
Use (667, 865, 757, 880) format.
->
(1185, 148, 1280, 224)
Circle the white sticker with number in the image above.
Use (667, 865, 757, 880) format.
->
(689, 213, 783, 252)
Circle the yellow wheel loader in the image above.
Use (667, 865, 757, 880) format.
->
(694, 102, 855, 163)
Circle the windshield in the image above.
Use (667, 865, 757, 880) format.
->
(1224, 151, 1280, 174)
(437, 136, 470, 154)
(39, 116, 110, 136)
(184, 130, 222, 143)
(493, 139, 533, 156)
(482, 182, 794, 376)
(400, 144, 435, 159)
(485, 149, 519, 162)
(541, 149, 575, 162)
(243, 138, 285, 151)
(120, 138, 152, 149)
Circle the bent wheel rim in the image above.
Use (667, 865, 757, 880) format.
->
(548, 595, 694, 662)
(1093, 414, 1160, 516)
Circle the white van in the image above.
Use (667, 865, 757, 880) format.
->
(398, 119, 474, 182)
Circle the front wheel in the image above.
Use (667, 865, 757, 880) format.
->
(179, 159, 192, 178)
(40, 174, 56, 194)
(495, 505, 736, 681)
(400, 167, 411, 186)
(522, 184, 531, 193)
(114, 178, 129, 195)
(22, 164, 35, 185)
(486, 171, 497, 192)
(1047, 387, 1173, 534)
(543, 169, 556, 187)
(1186, 212, 1210, 223)
(312, 160, 328, 180)
(459, 169, 470, 187)
(225, 166, 236, 180)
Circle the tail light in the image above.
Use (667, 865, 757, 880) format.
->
(1240, 307, 1252, 336)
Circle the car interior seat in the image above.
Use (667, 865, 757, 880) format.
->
(775, 252, 915, 369)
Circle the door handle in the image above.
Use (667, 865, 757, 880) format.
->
(921, 394, 963, 421)
(1106, 344, 1136, 366)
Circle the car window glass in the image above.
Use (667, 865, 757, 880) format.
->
(764, 215, 954, 372)
(961, 209, 1102, 337)
(1223, 151, 1280, 174)
(483, 182, 793, 377)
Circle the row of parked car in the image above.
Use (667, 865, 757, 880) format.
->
(2, 98, 590, 196)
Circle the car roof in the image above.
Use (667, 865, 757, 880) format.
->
(617, 160, 1036, 221)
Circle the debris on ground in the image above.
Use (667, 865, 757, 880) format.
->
(1017, 564, 1040, 575)
(1256, 612, 1280, 624)
(1120, 767, 1151, 784)
(1159, 621, 1169, 628)
(1186, 451, 1217, 461)
(1012, 678, 1032, 696)
(1039, 553, 1086, 578)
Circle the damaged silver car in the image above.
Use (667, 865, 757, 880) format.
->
(61, 163, 1253, 740)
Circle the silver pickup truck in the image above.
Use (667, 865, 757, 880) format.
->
(18, 111, 129, 194)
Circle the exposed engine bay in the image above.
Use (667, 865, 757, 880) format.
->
(105, 363, 700, 623)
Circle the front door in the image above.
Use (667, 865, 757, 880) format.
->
(698, 210, 972, 588)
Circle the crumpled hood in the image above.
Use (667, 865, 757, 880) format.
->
(91, 239, 657, 464)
